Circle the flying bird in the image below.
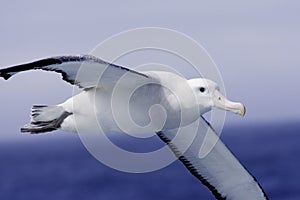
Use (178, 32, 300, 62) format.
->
(0, 55, 268, 200)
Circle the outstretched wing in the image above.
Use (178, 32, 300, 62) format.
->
(156, 117, 268, 200)
(0, 55, 149, 89)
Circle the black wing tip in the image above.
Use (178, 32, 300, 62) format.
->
(0, 55, 100, 85)
(0, 71, 12, 80)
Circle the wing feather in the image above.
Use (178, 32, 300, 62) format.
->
(157, 118, 268, 200)
(0, 55, 149, 89)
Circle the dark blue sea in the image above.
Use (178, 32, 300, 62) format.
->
(0, 122, 299, 200)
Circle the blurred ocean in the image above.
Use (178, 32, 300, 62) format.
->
(0, 122, 299, 200)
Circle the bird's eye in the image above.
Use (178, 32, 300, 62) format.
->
(199, 87, 206, 93)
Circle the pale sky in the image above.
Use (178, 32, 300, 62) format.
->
(0, 0, 299, 139)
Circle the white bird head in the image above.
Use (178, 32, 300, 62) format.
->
(187, 78, 246, 116)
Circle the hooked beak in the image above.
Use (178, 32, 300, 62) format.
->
(213, 90, 246, 116)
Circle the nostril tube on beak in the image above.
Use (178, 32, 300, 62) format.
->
(213, 90, 246, 117)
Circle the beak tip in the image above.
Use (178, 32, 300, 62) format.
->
(240, 104, 246, 116)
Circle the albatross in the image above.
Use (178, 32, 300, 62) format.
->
(0, 55, 268, 200)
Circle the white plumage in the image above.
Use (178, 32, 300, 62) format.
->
(0, 55, 268, 200)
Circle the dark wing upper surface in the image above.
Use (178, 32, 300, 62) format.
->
(0, 55, 149, 89)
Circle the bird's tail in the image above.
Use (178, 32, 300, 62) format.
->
(21, 105, 72, 134)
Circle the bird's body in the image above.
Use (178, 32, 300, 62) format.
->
(33, 71, 200, 134)
(0, 55, 268, 200)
